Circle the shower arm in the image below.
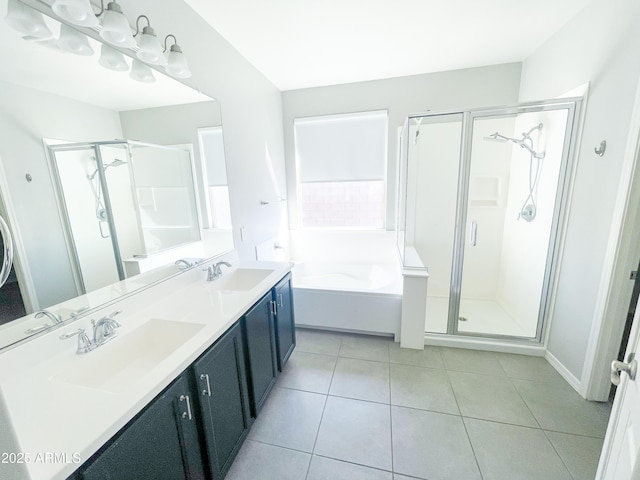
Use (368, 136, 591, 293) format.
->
(488, 128, 545, 160)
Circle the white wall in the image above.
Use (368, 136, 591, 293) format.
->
(0, 80, 123, 309)
(282, 63, 522, 231)
(121, 0, 288, 261)
(519, 0, 640, 384)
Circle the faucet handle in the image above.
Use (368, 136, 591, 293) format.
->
(60, 328, 94, 354)
(202, 265, 215, 281)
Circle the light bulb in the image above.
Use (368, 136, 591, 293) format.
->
(5, 0, 53, 38)
(59, 23, 94, 56)
(98, 43, 129, 71)
(52, 0, 98, 28)
(99, 1, 135, 48)
(130, 59, 155, 83)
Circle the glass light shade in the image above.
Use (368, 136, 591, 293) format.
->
(99, 1, 135, 48)
(136, 26, 166, 66)
(58, 23, 94, 56)
(130, 59, 155, 83)
(98, 43, 128, 71)
(165, 44, 191, 78)
(5, 0, 53, 38)
(52, 0, 98, 28)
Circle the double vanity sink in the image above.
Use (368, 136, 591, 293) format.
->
(51, 268, 274, 394)
(0, 260, 293, 480)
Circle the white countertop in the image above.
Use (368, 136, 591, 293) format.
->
(0, 257, 293, 480)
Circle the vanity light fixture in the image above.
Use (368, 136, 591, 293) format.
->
(134, 15, 166, 66)
(99, 1, 135, 48)
(130, 58, 155, 83)
(98, 42, 128, 71)
(51, 0, 98, 28)
(5, 0, 52, 38)
(163, 34, 191, 79)
(58, 23, 94, 56)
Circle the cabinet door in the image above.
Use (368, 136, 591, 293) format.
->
(192, 322, 251, 480)
(81, 374, 204, 480)
(274, 274, 296, 371)
(243, 292, 278, 417)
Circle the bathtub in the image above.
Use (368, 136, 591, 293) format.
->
(292, 262, 403, 337)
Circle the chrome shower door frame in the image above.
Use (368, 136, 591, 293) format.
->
(448, 98, 582, 342)
(47, 140, 129, 294)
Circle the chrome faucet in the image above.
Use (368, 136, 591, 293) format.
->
(175, 257, 204, 270)
(25, 310, 65, 334)
(203, 261, 232, 281)
(35, 310, 63, 324)
(60, 328, 94, 354)
(92, 311, 122, 345)
(60, 310, 122, 354)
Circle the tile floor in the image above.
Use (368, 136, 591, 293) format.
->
(226, 329, 612, 480)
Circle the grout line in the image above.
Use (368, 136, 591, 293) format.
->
(506, 374, 543, 430)
(460, 417, 485, 480)
(312, 452, 395, 475)
(305, 391, 328, 480)
(388, 341, 394, 475)
(540, 429, 578, 480)
(444, 369, 463, 417)
(244, 438, 312, 456)
(449, 374, 484, 480)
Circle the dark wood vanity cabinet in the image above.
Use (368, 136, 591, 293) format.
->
(192, 321, 252, 480)
(242, 275, 296, 416)
(273, 273, 296, 371)
(75, 274, 296, 480)
(80, 374, 205, 480)
(242, 292, 279, 417)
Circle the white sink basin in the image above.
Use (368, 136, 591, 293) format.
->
(212, 268, 274, 292)
(50, 319, 204, 393)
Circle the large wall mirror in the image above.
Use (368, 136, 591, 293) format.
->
(0, 0, 234, 349)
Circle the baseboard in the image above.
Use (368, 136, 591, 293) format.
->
(545, 350, 586, 397)
(423, 334, 546, 356)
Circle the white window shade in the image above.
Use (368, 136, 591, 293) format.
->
(295, 110, 388, 182)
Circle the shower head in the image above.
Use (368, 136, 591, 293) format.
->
(483, 130, 545, 159)
(483, 132, 509, 143)
(87, 159, 127, 180)
(107, 158, 127, 168)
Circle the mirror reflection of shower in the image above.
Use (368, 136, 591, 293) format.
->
(484, 123, 545, 222)
(47, 141, 202, 296)
(86, 157, 128, 237)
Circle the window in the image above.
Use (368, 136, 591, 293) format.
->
(294, 110, 388, 228)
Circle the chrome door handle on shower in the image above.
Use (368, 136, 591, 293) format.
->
(99, 220, 110, 239)
(470, 221, 478, 247)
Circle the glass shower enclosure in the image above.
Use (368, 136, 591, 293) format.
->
(397, 99, 581, 341)
(47, 140, 201, 296)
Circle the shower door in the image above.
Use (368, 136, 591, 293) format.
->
(403, 99, 582, 341)
(47, 141, 140, 294)
(452, 101, 579, 340)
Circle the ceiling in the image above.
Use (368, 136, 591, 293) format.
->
(185, 0, 593, 91)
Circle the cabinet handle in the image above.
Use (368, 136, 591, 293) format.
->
(179, 394, 192, 420)
(278, 293, 283, 308)
(270, 300, 277, 316)
(200, 373, 212, 396)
